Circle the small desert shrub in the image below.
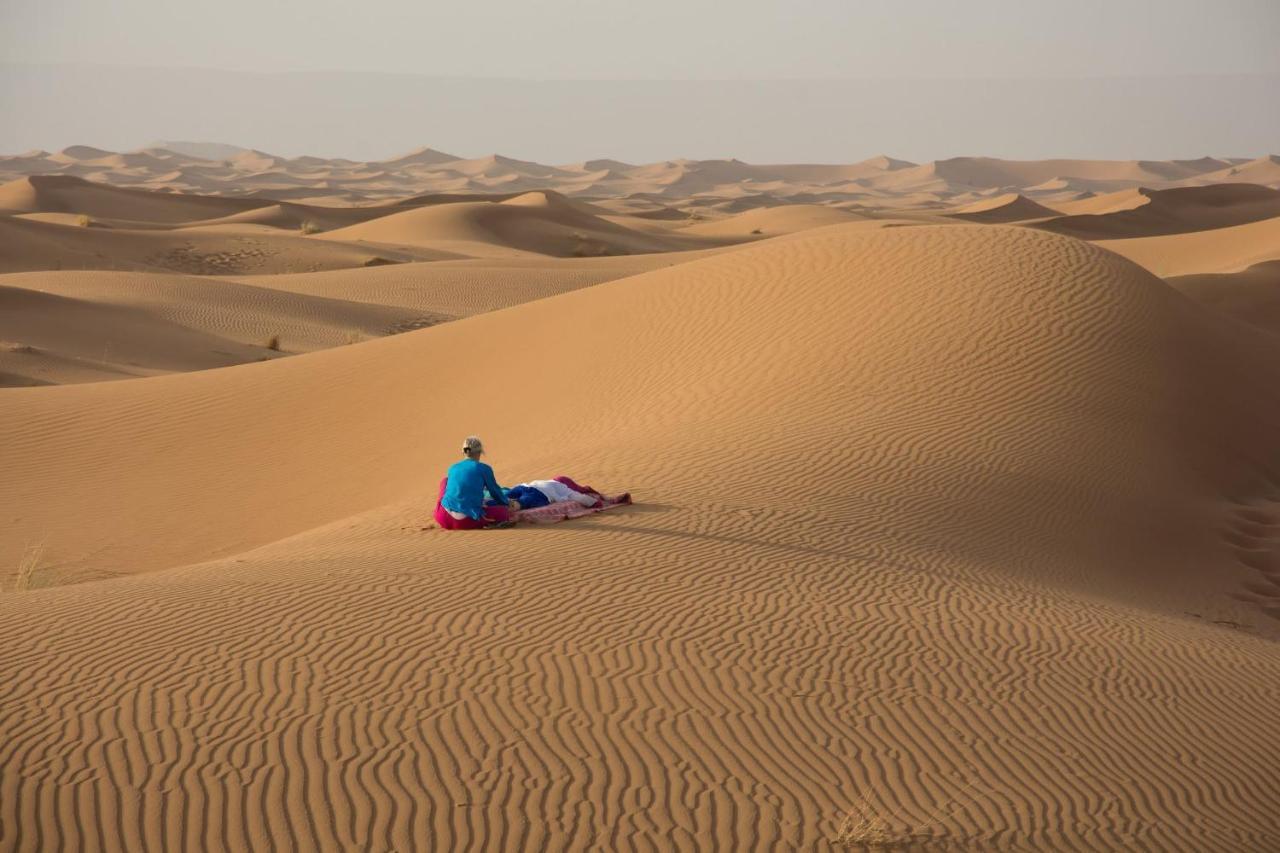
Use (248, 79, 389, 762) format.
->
(750, 227, 763, 235)
(265, 335, 281, 351)
(833, 805, 913, 850)
(345, 331, 364, 345)
(77, 214, 91, 227)
(12, 542, 45, 592)
(300, 220, 321, 235)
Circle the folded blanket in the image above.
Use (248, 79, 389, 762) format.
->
(514, 491, 632, 524)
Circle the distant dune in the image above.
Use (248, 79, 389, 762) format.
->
(0, 214, 446, 276)
(947, 193, 1060, 222)
(147, 140, 255, 161)
(321, 190, 723, 258)
(0, 174, 264, 222)
(0, 269, 434, 386)
(1033, 184, 1280, 239)
(5, 146, 1274, 208)
(1197, 154, 1280, 186)
(1099, 214, 1280, 277)
(677, 203, 868, 237)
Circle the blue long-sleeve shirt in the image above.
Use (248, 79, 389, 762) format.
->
(441, 458, 507, 520)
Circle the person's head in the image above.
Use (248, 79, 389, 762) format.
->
(461, 435, 485, 459)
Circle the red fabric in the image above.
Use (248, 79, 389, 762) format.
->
(433, 476, 511, 530)
(552, 475, 604, 505)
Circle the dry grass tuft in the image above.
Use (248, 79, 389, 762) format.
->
(265, 335, 282, 352)
(832, 780, 986, 850)
(299, 220, 321, 235)
(833, 802, 926, 850)
(77, 214, 91, 227)
(12, 542, 45, 592)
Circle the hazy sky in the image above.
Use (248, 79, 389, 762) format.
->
(2, 0, 1277, 161)
(4, 0, 1278, 78)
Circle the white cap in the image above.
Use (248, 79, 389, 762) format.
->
(462, 435, 484, 456)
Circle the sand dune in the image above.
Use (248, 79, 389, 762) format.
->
(1170, 260, 1280, 334)
(861, 158, 1186, 198)
(3, 224, 1280, 849)
(322, 191, 717, 257)
(1099, 214, 1280, 277)
(0, 215, 443, 274)
(8, 148, 1271, 207)
(179, 201, 420, 232)
(0, 269, 437, 385)
(4, 169, 1279, 374)
(1034, 183, 1280, 239)
(0, 174, 265, 222)
(0, 149, 62, 174)
(2, 249, 737, 386)
(377, 145, 465, 168)
(677, 203, 868, 237)
(48, 145, 123, 164)
(0, 283, 283, 386)
(11, 206, 395, 234)
(611, 156, 917, 197)
(946, 192, 1060, 222)
(230, 250, 729, 316)
(443, 153, 575, 181)
(1046, 186, 1153, 216)
(1198, 154, 1280, 187)
(875, 156, 1230, 192)
(147, 140, 253, 161)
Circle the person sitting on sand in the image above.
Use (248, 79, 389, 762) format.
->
(434, 436, 518, 530)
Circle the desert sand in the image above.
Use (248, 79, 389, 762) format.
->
(3, 148, 1280, 851)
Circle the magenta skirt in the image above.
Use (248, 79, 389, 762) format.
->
(433, 477, 511, 530)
